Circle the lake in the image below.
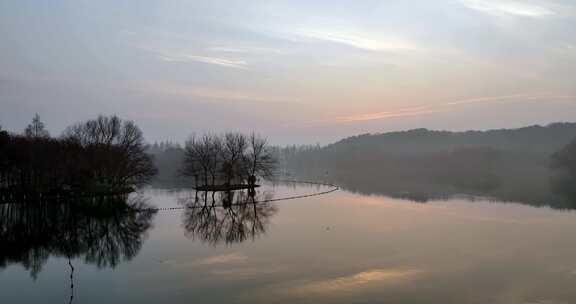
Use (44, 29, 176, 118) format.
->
(2, 182, 576, 303)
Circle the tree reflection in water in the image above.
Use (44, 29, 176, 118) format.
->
(180, 189, 277, 245)
(0, 194, 156, 279)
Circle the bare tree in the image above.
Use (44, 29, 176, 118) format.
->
(205, 135, 222, 185)
(246, 133, 276, 182)
(63, 115, 121, 146)
(63, 115, 157, 188)
(221, 132, 248, 185)
(0, 115, 156, 194)
(182, 134, 222, 186)
(181, 132, 276, 187)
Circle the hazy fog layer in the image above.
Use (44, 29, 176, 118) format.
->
(1, 0, 575, 144)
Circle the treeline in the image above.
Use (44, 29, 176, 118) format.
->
(147, 141, 187, 186)
(550, 137, 576, 202)
(320, 123, 576, 155)
(0, 115, 156, 193)
(280, 123, 576, 207)
(552, 137, 576, 179)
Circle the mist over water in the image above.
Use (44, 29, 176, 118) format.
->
(3, 182, 576, 304)
(2, 0, 576, 302)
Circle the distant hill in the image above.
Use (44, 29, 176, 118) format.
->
(324, 122, 576, 156)
(282, 122, 576, 208)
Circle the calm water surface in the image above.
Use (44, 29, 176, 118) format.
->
(2, 183, 576, 303)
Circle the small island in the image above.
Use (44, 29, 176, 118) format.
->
(181, 132, 276, 191)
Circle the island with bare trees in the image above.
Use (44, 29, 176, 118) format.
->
(181, 132, 276, 191)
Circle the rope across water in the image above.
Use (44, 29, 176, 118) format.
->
(144, 180, 339, 212)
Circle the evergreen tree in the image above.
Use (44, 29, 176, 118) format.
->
(24, 114, 50, 138)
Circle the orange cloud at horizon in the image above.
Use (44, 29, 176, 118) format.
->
(325, 93, 576, 124)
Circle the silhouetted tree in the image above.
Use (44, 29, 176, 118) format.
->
(64, 115, 157, 188)
(0, 129, 8, 188)
(0, 115, 156, 193)
(24, 114, 50, 138)
(182, 134, 222, 186)
(221, 132, 248, 184)
(182, 132, 276, 187)
(246, 133, 276, 180)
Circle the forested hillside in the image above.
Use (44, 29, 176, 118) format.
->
(281, 123, 576, 207)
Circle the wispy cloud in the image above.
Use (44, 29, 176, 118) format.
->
(292, 28, 418, 52)
(159, 53, 248, 69)
(139, 82, 298, 104)
(334, 108, 447, 123)
(208, 46, 288, 55)
(443, 93, 576, 106)
(130, 42, 249, 69)
(461, 0, 556, 18)
(164, 85, 296, 102)
(320, 93, 576, 124)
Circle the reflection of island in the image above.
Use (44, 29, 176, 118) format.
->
(180, 189, 277, 245)
(0, 195, 156, 278)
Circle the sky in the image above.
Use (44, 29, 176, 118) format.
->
(1, 0, 575, 145)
